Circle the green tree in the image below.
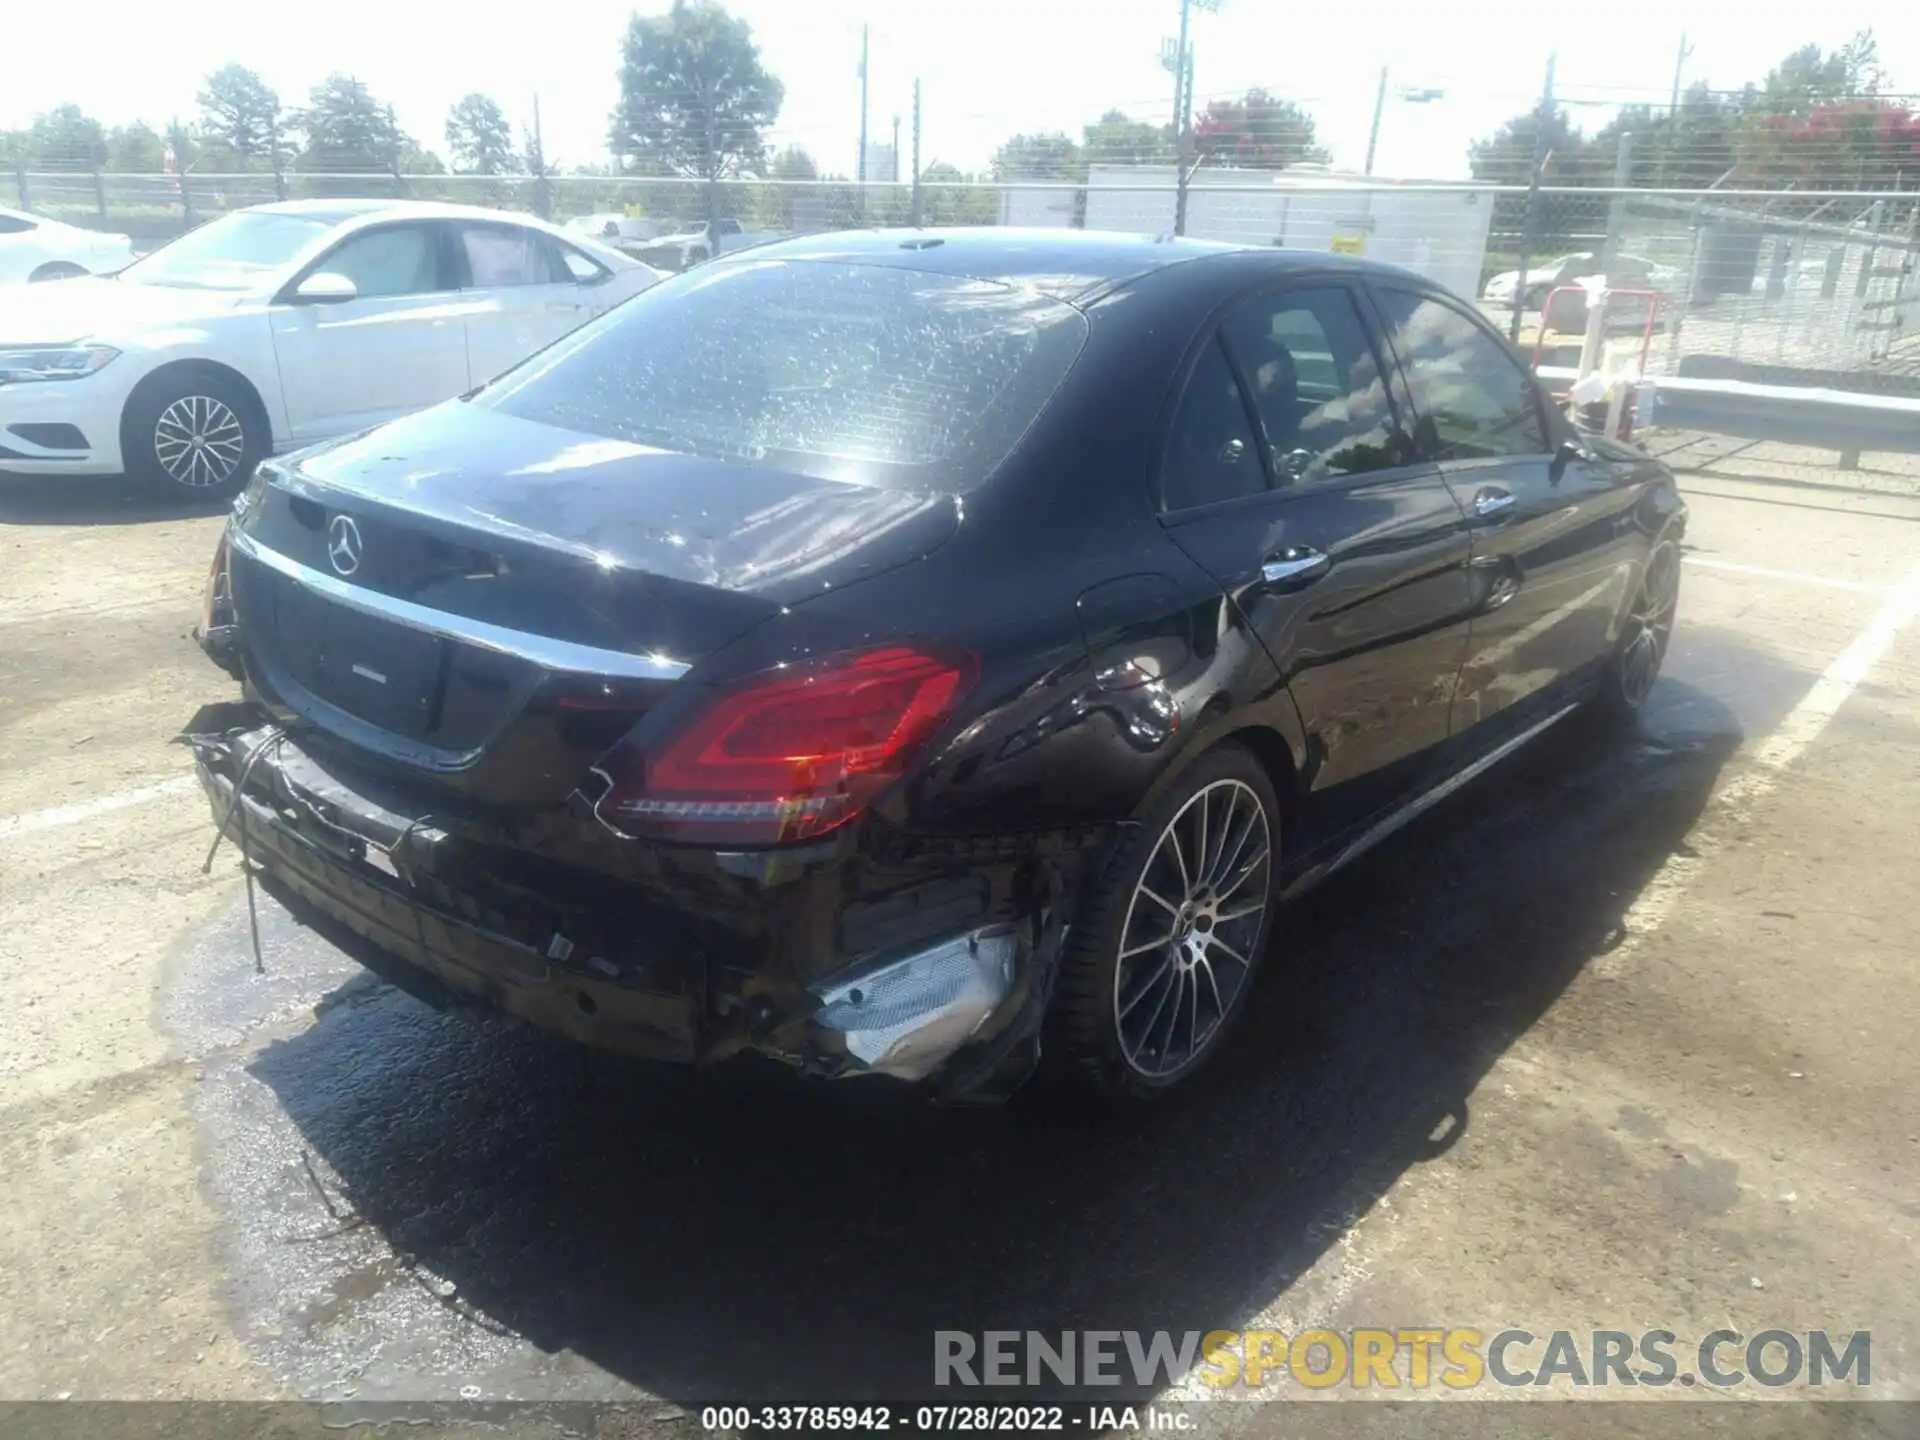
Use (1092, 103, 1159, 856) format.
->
(295, 75, 405, 173)
(104, 121, 166, 173)
(28, 104, 107, 171)
(1082, 110, 1175, 168)
(445, 93, 520, 175)
(1478, 31, 1911, 193)
(1467, 102, 1607, 185)
(1760, 31, 1882, 110)
(198, 64, 284, 169)
(400, 143, 447, 176)
(1735, 31, 1909, 186)
(990, 132, 1083, 181)
(918, 160, 996, 226)
(1588, 83, 1748, 188)
(1193, 89, 1328, 169)
(769, 144, 819, 181)
(609, 0, 785, 180)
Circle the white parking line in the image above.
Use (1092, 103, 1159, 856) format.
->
(1683, 555, 1888, 593)
(1170, 562, 1920, 1380)
(1729, 561, 1920, 793)
(1601, 560, 1920, 970)
(0, 774, 199, 845)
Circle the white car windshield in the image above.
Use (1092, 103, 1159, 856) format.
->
(119, 211, 333, 290)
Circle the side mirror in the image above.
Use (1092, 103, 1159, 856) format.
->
(292, 272, 358, 305)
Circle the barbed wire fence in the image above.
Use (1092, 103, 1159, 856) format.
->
(13, 69, 1920, 386)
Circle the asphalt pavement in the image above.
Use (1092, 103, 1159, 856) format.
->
(2, 453, 1918, 1432)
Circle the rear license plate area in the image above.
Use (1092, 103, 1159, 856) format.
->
(316, 607, 446, 737)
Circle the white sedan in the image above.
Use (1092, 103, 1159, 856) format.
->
(0, 204, 135, 284)
(0, 199, 660, 497)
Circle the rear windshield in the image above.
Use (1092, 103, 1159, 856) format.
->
(478, 258, 1088, 493)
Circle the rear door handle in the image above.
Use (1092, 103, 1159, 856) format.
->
(1260, 544, 1330, 589)
(1473, 486, 1517, 521)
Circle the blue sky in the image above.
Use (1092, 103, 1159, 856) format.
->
(7, 0, 1916, 179)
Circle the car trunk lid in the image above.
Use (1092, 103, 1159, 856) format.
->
(228, 403, 958, 806)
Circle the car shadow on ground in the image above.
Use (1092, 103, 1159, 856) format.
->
(246, 679, 1741, 1406)
(0, 471, 228, 525)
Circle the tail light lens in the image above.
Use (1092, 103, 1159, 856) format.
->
(592, 645, 977, 846)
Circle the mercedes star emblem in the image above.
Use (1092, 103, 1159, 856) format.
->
(327, 514, 364, 577)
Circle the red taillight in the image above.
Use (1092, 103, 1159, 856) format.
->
(593, 645, 976, 846)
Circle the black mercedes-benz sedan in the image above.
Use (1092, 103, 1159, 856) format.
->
(183, 228, 1685, 1103)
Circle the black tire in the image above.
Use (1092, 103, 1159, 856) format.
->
(1593, 536, 1681, 725)
(28, 262, 87, 282)
(1054, 742, 1282, 1103)
(121, 368, 265, 502)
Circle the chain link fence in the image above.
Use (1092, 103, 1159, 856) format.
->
(17, 167, 1920, 387)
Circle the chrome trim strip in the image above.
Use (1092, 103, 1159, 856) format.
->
(229, 529, 691, 681)
(1317, 701, 1581, 883)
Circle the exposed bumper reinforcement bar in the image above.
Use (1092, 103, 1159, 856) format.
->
(182, 713, 1046, 1094)
(810, 926, 1021, 1082)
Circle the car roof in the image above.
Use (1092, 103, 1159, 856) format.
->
(244, 198, 565, 229)
(725, 227, 1428, 303)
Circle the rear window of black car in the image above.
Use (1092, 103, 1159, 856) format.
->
(478, 258, 1088, 493)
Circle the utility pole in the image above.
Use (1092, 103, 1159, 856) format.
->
(1171, 0, 1194, 236)
(530, 93, 551, 220)
(1364, 67, 1387, 177)
(1168, 0, 1221, 237)
(704, 84, 721, 249)
(910, 79, 923, 227)
(1660, 33, 1694, 185)
(856, 23, 870, 222)
(892, 115, 901, 184)
(1509, 50, 1556, 343)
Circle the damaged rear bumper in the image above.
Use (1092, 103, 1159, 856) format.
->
(181, 710, 1058, 1097)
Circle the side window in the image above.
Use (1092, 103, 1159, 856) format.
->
(1161, 337, 1264, 512)
(560, 246, 609, 283)
(0, 214, 38, 235)
(1374, 288, 1549, 461)
(460, 225, 567, 287)
(1221, 286, 1407, 487)
(314, 224, 445, 299)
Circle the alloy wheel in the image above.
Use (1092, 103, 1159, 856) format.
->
(1619, 542, 1680, 708)
(154, 395, 246, 489)
(1112, 778, 1272, 1079)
